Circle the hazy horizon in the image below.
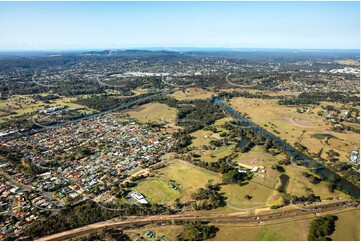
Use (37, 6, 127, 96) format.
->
(0, 1, 359, 50)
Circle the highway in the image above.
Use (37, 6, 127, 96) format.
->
(37, 200, 358, 241)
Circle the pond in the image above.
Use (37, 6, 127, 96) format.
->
(278, 174, 290, 193)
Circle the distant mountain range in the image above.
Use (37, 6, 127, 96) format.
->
(0, 48, 359, 58)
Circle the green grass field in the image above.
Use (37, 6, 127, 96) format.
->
(122, 209, 359, 241)
(127, 102, 178, 125)
(194, 145, 233, 163)
(133, 179, 182, 205)
(229, 97, 360, 163)
(331, 209, 360, 241)
(221, 183, 274, 209)
(169, 88, 214, 101)
(124, 225, 183, 241)
(211, 219, 310, 241)
(158, 160, 222, 202)
(190, 129, 219, 147)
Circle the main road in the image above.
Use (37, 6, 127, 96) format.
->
(37, 200, 358, 241)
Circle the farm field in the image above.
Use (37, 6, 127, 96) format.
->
(233, 146, 283, 189)
(169, 87, 214, 100)
(210, 218, 310, 241)
(124, 225, 183, 241)
(228, 97, 359, 163)
(231, 145, 346, 201)
(121, 208, 359, 241)
(337, 59, 360, 65)
(213, 117, 233, 133)
(236, 145, 286, 165)
(284, 164, 348, 200)
(331, 209, 360, 241)
(189, 117, 233, 147)
(211, 208, 356, 241)
(219, 88, 298, 98)
(190, 129, 220, 147)
(156, 160, 222, 202)
(194, 145, 233, 163)
(221, 183, 274, 209)
(126, 102, 180, 131)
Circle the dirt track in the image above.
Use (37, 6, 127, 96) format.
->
(37, 200, 358, 241)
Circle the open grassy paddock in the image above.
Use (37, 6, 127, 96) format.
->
(221, 183, 274, 209)
(124, 225, 183, 241)
(331, 209, 360, 241)
(133, 179, 182, 205)
(190, 129, 221, 147)
(126, 102, 180, 132)
(228, 97, 359, 164)
(121, 208, 359, 241)
(193, 145, 234, 163)
(169, 87, 214, 100)
(156, 159, 222, 202)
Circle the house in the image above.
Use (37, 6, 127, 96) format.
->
(9, 187, 20, 194)
(350, 151, 359, 163)
(250, 166, 259, 172)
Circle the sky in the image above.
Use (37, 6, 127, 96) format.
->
(0, 1, 359, 50)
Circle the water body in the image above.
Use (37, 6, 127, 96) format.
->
(214, 97, 360, 199)
(237, 137, 249, 148)
(278, 174, 290, 193)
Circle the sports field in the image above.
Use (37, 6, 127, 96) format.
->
(133, 179, 182, 205)
(157, 160, 222, 202)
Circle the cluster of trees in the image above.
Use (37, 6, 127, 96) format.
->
(32, 94, 60, 102)
(75, 95, 119, 111)
(278, 98, 319, 105)
(71, 229, 130, 241)
(166, 99, 225, 152)
(0, 148, 46, 177)
(176, 99, 225, 132)
(190, 184, 226, 210)
(177, 221, 219, 241)
(218, 91, 274, 100)
(302, 172, 322, 184)
(307, 215, 338, 241)
(23, 201, 173, 239)
(191, 155, 252, 186)
(331, 123, 359, 134)
(292, 193, 321, 204)
(299, 92, 359, 104)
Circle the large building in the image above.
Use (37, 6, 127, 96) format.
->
(350, 151, 359, 163)
(130, 192, 149, 204)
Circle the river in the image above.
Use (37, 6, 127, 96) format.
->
(214, 97, 360, 199)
